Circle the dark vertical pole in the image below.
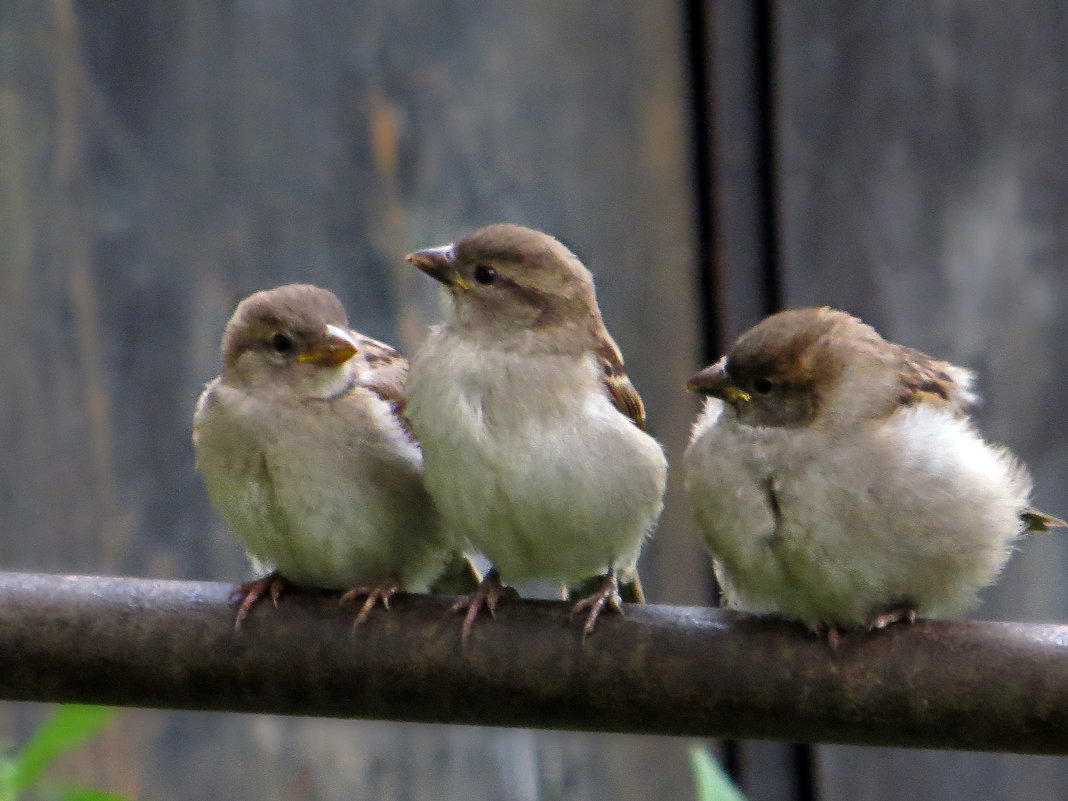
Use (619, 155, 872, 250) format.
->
(752, 0, 784, 316)
(683, 0, 739, 780)
(695, 0, 785, 343)
(684, 0, 722, 365)
(755, 0, 815, 787)
(685, 0, 810, 798)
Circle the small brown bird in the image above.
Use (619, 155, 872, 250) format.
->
(193, 284, 444, 627)
(405, 223, 668, 638)
(684, 306, 1063, 639)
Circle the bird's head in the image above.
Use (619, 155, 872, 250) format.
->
(221, 284, 359, 397)
(687, 307, 864, 428)
(406, 223, 601, 348)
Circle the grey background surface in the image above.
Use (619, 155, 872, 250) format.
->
(1, 1, 1065, 798)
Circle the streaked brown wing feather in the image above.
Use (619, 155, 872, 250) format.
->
(350, 333, 416, 440)
(593, 335, 647, 430)
(891, 345, 975, 415)
(886, 343, 1064, 535)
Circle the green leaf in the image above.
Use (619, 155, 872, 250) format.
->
(55, 786, 135, 801)
(689, 744, 748, 801)
(10, 706, 114, 792)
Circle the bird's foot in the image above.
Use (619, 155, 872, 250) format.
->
(571, 571, 624, 638)
(231, 570, 289, 631)
(450, 569, 516, 643)
(869, 604, 918, 631)
(339, 574, 401, 626)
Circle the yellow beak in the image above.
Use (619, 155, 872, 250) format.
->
(297, 324, 359, 367)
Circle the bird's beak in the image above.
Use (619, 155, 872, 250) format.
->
(686, 359, 751, 404)
(298, 324, 359, 367)
(406, 244, 472, 291)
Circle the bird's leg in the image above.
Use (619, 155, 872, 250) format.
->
(569, 573, 645, 605)
(571, 568, 625, 637)
(450, 568, 515, 643)
(231, 570, 290, 631)
(428, 552, 482, 595)
(869, 604, 918, 631)
(807, 619, 842, 649)
(339, 572, 402, 627)
(825, 626, 841, 650)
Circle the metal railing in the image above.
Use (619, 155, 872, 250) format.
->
(0, 571, 1065, 754)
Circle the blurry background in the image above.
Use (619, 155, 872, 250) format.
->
(0, 1, 1066, 799)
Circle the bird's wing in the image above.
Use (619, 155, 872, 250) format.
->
(885, 345, 1065, 535)
(351, 333, 408, 404)
(593, 334, 647, 431)
(350, 332, 416, 439)
(891, 345, 978, 415)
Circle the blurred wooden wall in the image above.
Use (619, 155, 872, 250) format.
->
(1, 1, 1066, 799)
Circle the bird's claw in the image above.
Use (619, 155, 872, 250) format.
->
(339, 576, 401, 627)
(231, 571, 289, 631)
(450, 570, 514, 643)
(571, 573, 624, 637)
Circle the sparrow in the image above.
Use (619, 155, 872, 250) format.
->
(405, 223, 668, 638)
(193, 284, 445, 628)
(684, 306, 1064, 640)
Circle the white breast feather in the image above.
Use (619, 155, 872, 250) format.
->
(194, 380, 442, 590)
(408, 333, 667, 584)
(684, 397, 1031, 628)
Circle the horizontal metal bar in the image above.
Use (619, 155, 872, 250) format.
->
(0, 571, 1065, 753)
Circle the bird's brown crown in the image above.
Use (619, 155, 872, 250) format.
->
(409, 223, 603, 345)
(453, 223, 595, 304)
(727, 308, 845, 384)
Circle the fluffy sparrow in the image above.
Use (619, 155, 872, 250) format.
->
(684, 306, 1063, 639)
(193, 284, 444, 627)
(405, 223, 668, 637)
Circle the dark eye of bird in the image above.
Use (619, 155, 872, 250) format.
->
(473, 264, 498, 285)
(753, 376, 773, 394)
(270, 332, 294, 354)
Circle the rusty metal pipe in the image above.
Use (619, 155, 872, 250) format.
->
(0, 572, 1065, 753)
